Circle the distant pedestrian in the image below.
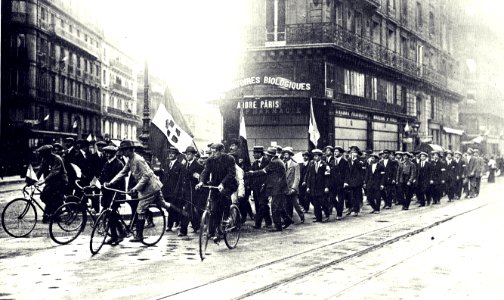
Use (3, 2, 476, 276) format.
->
(488, 156, 497, 183)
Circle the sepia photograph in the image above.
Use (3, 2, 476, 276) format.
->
(1, 0, 504, 298)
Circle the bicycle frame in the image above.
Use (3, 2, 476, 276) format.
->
(22, 185, 45, 215)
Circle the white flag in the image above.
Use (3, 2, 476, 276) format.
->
(90, 177, 102, 189)
(308, 98, 320, 147)
(70, 163, 82, 179)
(43, 114, 50, 121)
(151, 103, 193, 153)
(25, 164, 38, 184)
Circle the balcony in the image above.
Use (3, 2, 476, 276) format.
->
(103, 106, 139, 121)
(362, 0, 380, 9)
(248, 23, 462, 95)
(110, 59, 133, 77)
(55, 92, 100, 112)
(112, 83, 133, 97)
(47, 23, 99, 58)
(337, 93, 404, 114)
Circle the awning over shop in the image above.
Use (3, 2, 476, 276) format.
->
(414, 143, 444, 153)
(31, 129, 78, 137)
(442, 127, 464, 135)
(462, 135, 484, 145)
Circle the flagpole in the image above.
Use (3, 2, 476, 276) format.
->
(139, 58, 151, 146)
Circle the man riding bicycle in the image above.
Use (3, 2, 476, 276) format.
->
(106, 140, 171, 242)
(196, 142, 237, 242)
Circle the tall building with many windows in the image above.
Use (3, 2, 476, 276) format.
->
(1, 0, 103, 173)
(220, 0, 464, 152)
(101, 41, 138, 142)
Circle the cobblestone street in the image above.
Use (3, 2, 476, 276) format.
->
(1, 178, 502, 299)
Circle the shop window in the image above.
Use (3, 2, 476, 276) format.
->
(266, 0, 285, 42)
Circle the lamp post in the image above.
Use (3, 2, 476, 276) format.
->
(139, 58, 150, 145)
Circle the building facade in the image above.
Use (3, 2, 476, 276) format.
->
(1, 0, 103, 173)
(221, 0, 464, 153)
(101, 41, 138, 142)
(453, 4, 504, 156)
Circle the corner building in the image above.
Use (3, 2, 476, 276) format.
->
(1, 0, 102, 172)
(221, 0, 464, 153)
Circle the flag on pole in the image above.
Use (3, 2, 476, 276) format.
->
(43, 114, 50, 121)
(72, 120, 78, 129)
(150, 103, 193, 162)
(86, 134, 93, 142)
(25, 164, 38, 185)
(308, 98, 320, 148)
(238, 109, 251, 171)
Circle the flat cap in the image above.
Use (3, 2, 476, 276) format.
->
(52, 143, 63, 150)
(210, 142, 224, 151)
(103, 145, 118, 152)
(37, 145, 53, 153)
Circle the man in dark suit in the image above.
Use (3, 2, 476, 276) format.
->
(249, 146, 272, 229)
(162, 146, 184, 232)
(344, 146, 365, 216)
(298, 151, 311, 212)
(444, 150, 457, 202)
(416, 152, 432, 206)
(364, 153, 385, 213)
(397, 152, 417, 210)
(179, 146, 205, 236)
(453, 151, 465, 200)
(429, 151, 446, 204)
(380, 149, 399, 209)
(305, 149, 329, 222)
(246, 146, 292, 232)
(98, 145, 125, 245)
(323, 146, 335, 165)
(328, 146, 349, 220)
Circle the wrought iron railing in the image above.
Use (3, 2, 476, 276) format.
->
(112, 83, 133, 96)
(247, 23, 462, 94)
(55, 92, 100, 112)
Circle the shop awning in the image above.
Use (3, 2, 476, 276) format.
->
(442, 127, 464, 135)
(414, 143, 444, 153)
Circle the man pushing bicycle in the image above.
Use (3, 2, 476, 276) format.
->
(105, 140, 171, 242)
(196, 142, 237, 242)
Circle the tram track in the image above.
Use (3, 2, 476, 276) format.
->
(159, 201, 488, 299)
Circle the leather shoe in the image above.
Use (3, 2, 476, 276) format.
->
(300, 215, 305, 224)
(269, 227, 282, 232)
(252, 225, 262, 229)
(166, 227, 173, 232)
(313, 219, 321, 223)
(282, 219, 293, 229)
(178, 232, 187, 237)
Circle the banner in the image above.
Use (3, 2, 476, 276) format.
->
(239, 109, 251, 171)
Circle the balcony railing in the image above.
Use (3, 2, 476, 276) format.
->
(47, 23, 99, 58)
(338, 93, 404, 114)
(247, 23, 462, 94)
(55, 92, 100, 112)
(112, 83, 133, 96)
(104, 106, 139, 120)
(110, 59, 133, 76)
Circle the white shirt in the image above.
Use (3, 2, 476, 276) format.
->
(383, 159, 388, 167)
(372, 163, 377, 173)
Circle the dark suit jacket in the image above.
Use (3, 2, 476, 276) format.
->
(181, 159, 204, 205)
(346, 159, 365, 187)
(364, 163, 385, 190)
(430, 160, 446, 185)
(200, 153, 237, 196)
(305, 160, 329, 196)
(249, 156, 288, 196)
(466, 156, 476, 178)
(416, 161, 432, 188)
(380, 159, 399, 185)
(249, 156, 269, 191)
(328, 157, 349, 191)
(162, 159, 184, 200)
(445, 159, 457, 182)
(454, 159, 465, 179)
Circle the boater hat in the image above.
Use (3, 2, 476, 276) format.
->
(37, 144, 53, 153)
(312, 149, 323, 156)
(334, 146, 345, 153)
(253, 146, 264, 153)
(266, 146, 277, 156)
(282, 147, 294, 156)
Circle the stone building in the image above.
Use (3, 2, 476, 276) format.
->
(220, 0, 464, 152)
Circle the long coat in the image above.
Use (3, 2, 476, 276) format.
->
(364, 163, 385, 190)
(181, 159, 204, 203)
(249, 156, 269, 192)
(200, 153, 237, 196)
(346, 159, 365, 188)
(416, 161, 432, 189)
(380, 159, 399, 185)
(430, 160, 446, 185)
(161, 159, 184, 201)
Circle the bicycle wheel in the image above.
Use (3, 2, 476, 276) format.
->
(49, 202, 87, 245)
(90, 211, 110, 255)
(199, 210, 211, 261)
(142, 206, 166, 246)
(1, 198, 37, 238)
(224, 205, 241, 249)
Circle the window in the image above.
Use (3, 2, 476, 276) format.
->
(40, 7, 46, 20)
(429, 12, 435, 35)
(388, 0, 395, 11)
(266, 0, 285, 42)
(387, 28, 395, 51)
(85, 34, 88, 42)
(416, 2, 422, 28)
(416, 44, 424, 74)
(334, 2, 343, 26)
(60, 18, 64, 28)
(401, 0, 408, 22)
(372, 21, 380, 44)
(396, 85, 403, 106)
(385, 81, 395, 104)
(12, 1, 27, 13)
(69, 25, 73, 33)
(77, 29, 80, 37)
(325, 62, 335, 93)
(103, 70, 107, 84)
(355, 12, 362, 36)
(344, 69, 365, 97)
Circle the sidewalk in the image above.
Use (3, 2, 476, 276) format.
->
(0, 176, 25, 193)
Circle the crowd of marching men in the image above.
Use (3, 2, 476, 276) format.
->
(31, 136, 500, 238)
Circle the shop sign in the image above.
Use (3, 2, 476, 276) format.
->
(373, 115, 397, 122)
(236, 99, 303, 114)
(237, 99, 281, 109)
(334, 109, 368, 119)
(231, 76, 311, 91)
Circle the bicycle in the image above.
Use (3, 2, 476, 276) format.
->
(89, 186, 166, 255)
(48, 180, 101, 245)
(1, 184, 47, 238)
(198, 185, 241, 261)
